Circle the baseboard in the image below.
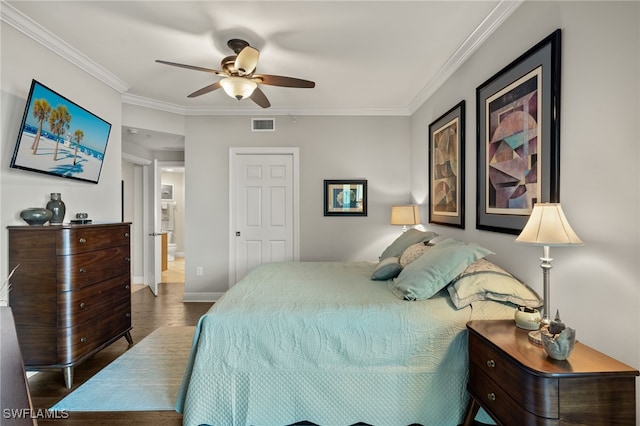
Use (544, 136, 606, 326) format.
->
(132, 275, 144, 284)
(182, 292, 224, 302)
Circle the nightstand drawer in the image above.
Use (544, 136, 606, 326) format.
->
(469, 366, 558, 425)
(469, 331, 559, 418)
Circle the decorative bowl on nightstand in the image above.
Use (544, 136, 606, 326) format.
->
(541, 326, 576, 360)
(514, 306, 541, 330)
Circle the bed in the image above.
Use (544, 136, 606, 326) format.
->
(176, 234, 541, 426)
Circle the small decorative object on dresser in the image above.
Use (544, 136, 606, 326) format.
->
(463, 320, 638, 426)
(8, 222, 133, 388)
(19, 207, 52, 225)
(46, 192, 66, 224)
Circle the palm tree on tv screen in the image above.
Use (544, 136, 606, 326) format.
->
(72, 129, 84, 165)
(30, 99, 51, 154)
(49, 105, 71, 161)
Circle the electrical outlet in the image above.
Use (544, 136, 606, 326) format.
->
(196, 266, 203, 276)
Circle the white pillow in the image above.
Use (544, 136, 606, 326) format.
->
(447, 258, 542, 309)
(399, 242, 434, 267)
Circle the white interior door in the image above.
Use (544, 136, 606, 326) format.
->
(230, 148, 299, 286)
(145, 159, 162, 295)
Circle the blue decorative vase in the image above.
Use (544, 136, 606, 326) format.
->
(20, 208, 53, 226)
(46, 193, 66, 225)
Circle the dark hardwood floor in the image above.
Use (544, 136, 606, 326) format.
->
(27, 282, 213, 425)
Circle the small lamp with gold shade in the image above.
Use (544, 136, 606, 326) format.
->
(390, 205, 421, 232)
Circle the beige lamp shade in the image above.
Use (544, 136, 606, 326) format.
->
(515, 203, 583, 246)
(390, 205, 421, 226)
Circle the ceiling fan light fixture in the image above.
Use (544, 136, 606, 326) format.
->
(220, 76, 257, 100)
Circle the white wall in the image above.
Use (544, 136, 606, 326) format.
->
(411, 0, 639, 378)
(1, 22, 123, 279)
(184, 114, 411, 297)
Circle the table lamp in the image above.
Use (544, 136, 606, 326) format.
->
(390, 205, 420, 232)
(515, 203, 583, 342)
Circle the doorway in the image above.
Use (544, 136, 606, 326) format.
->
(160, 166, 185, 284)
(228, 147, 300, 287)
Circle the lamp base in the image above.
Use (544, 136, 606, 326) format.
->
(528, 326, 548, 346)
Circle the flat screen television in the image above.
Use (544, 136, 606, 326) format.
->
(10, 79, 112, 184)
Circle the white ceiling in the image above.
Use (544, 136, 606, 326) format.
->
(2, 1, 522, 150)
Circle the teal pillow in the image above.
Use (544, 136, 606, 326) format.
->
(389, 239, 494, 300)
(379, 229, 438, 260)
(371, 257, 402, 281)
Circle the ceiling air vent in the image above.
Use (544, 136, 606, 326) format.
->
(251, 118, 275, 132)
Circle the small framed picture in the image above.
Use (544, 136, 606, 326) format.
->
(323, 180, 367, 216)
(429, 100, 465, 228)
(161, 184, 173, 200)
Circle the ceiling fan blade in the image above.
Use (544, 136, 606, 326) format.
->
(235, 46, 260, 76)
(187, 82, 222, 98)
(250, 87, 271, 108)
(156, 60, 224, 75)
(254, 74, 315, 88)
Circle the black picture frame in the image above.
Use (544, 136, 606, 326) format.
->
(323, 180, 367, 216)
(429, 100, 465, 228)
(476, 29, 561, 235)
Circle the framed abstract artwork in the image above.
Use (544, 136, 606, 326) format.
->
(476, 29, 561, 235)
(428, 100, 465, 228)
(323, 180, 367, 216)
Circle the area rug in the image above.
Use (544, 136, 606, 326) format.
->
(50, 326, 195, 412)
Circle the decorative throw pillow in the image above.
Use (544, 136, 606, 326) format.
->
(389, 238, 493, 301)
(399, 242, 434, 267)
(447, 258, 542, 309)
(370, 256, 402, 281)
(379, 229, 438, 260)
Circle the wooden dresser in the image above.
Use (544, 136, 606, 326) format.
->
(463, 320, 638, 426)
(8, 223, 133, 389)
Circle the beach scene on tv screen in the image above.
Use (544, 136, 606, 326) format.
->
(12, 82, 111, 183)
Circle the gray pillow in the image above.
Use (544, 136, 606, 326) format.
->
(379, 229, 438, 260)
(370, 257, 402, 281)
(389, 238, 493, 300)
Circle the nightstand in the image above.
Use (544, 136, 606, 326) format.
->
(463, 320, 638, 426)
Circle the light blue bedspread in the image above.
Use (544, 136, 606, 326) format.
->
(176, 261, 513, 425)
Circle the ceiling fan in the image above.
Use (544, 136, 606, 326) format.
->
(156, 39, 315, 108)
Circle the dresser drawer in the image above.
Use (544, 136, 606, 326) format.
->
(58, 225, 130, 255)
(58, 304, 131, 364)
(57, 274, 131, 328)
(57, 246, 131, 290)
(468, 332, 559, 418)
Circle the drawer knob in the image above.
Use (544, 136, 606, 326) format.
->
(125, 285, 130, 290)
(79, 267, 87, 273)
(486, 359, 496, 368)
(487, 392, 496, 401)
(79, 302, 86, 309)
(79, 237, 87, 244)
(124, 232, 130, 238)
(126, 313, 131, 318)
(125, 257, 131, 262)
(80, 337, 88, 343)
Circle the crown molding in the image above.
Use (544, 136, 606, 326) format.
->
(2, 0, 519, 117)
(408, 0, 524, 114)
(0, 1, 130, 93)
